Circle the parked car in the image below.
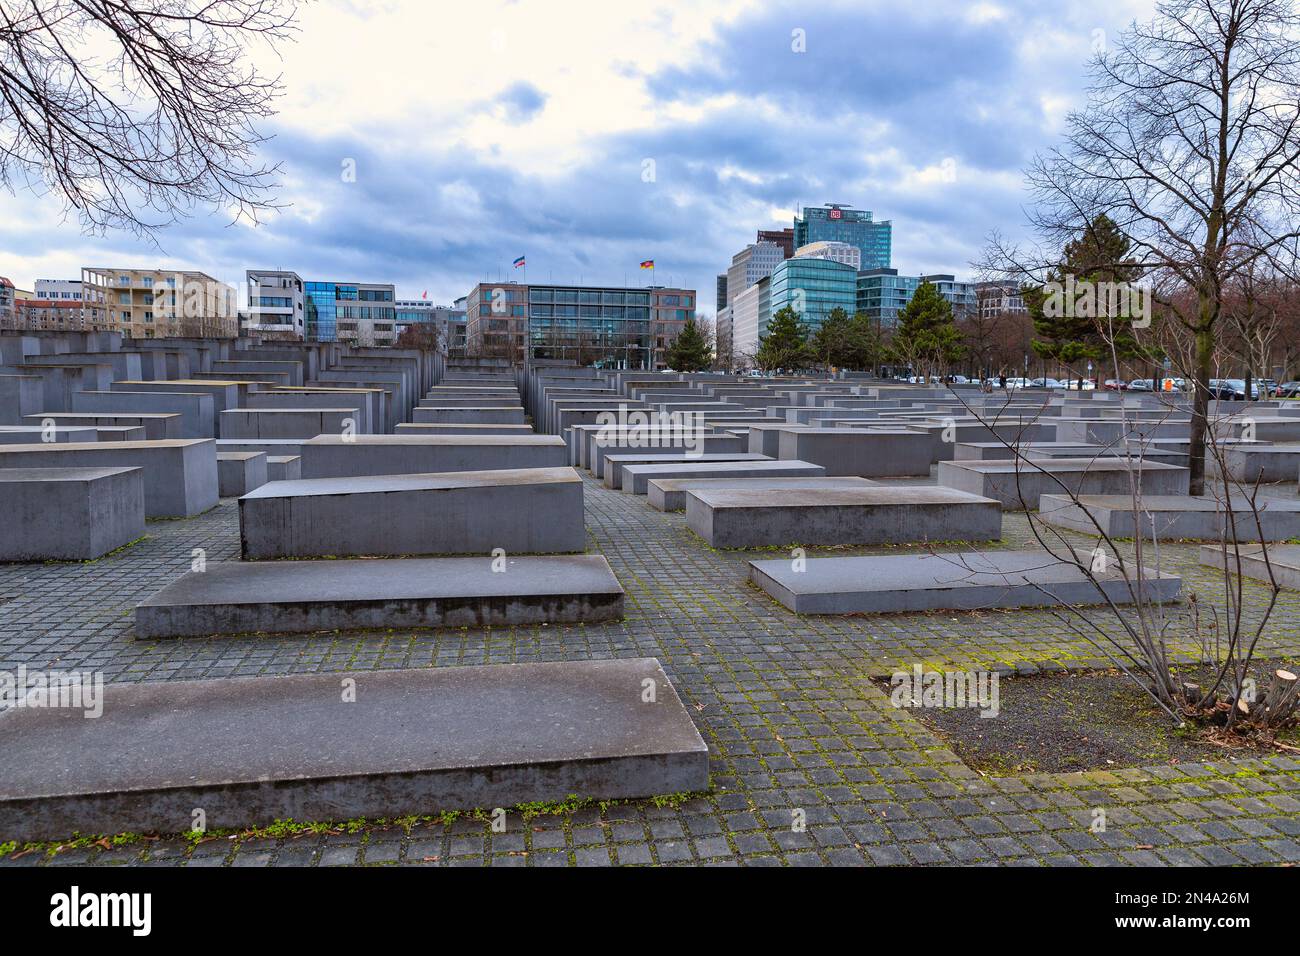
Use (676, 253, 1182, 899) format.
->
(1103, 379, 1128, 391)
(1027, 377, 1062, 388)
(1129, 378, 1154, 391)
(1208, 378, 1251, 400)
(1060, 378, 1096, 390)
(1278, 381, 1300, 398)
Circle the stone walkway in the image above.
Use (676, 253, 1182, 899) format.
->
(2, 475, 1299, 867)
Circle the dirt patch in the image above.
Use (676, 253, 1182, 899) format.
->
(879, 665, 1300, 774)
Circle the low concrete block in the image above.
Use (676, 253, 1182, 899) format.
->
(647, 475, 874, 512)
(749, 550, 1181, 613)
(0, 658, 706, 842)
(778, 428, 934, 477)
(1218, 444, 1300, 482)
(0, 425, 100, 443)
(24, 412, 182, 441)
(299, 435, 568, 478)
(238, 467, 586, 559)
(217, 452, 268, 497)
(686, 486, 1002, 548)
(396, 423, 534, 436)
(267, 455, 301, 481)
(134, 554, 625, 637)
(413, 406, 527, 425)
(1199, 543, 1300, 590)
(603, 452, 769, 489)
(1040, 494, 1300, 541)
(938, 458, 1190, 510)
(220, 408, 357, 440)
(0, 467, 144, 561)
(0, 440, 217, 517)
(620, 459, 827, 495)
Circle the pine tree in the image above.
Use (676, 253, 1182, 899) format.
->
(1025, 212, 1154, 385)
(890, 280, 964, 379)
(810, 307, 852, 369)
(755, 307, 811, 372)
(664, 317, 713, 371)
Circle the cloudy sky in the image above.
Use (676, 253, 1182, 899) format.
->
(0, 0, 1155, 314)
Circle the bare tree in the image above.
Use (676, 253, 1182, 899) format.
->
(0, 0, 298, 236)
(990, 0, 1300, 494)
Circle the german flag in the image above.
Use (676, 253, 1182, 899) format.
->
(639, 259, 654, 269)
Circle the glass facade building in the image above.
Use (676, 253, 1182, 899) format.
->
(464, 282, 695, 368)
(793, 204, 892, 270)
(768, 257, 858, 332)
(857, 270, 978, 327)
(304, 281, 394, 342)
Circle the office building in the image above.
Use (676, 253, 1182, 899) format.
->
(395, 301, 468, 355)
(82, 268, 238, 338)
(793, 241, 861, 270)
(304, 281, 395, 344)
(244, 270, 305, 340)
(857, 270, 978, 327)
(756, 227, 795, 258)
(463, 281, 696, 369)
(726, 241, 786, 307)
(716, 274, 728, 313)
(729, 278, 768, 363)
(0, 277, 14, 329)
(769, 256, 858, 330)
(794, 203, 891, 270)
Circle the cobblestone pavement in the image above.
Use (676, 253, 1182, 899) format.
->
(2, 474, 1299, 867)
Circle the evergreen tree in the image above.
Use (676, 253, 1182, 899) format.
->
(754, 307, 811, 372)
(1025, 212, 1154, 385)
(664, 317, 713, 371)
(890, 280, 964, 379)
(810, 307, 852, 369)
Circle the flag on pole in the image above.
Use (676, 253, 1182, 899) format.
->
(421, 290, 428, 299)
(513, 255, 526, 268)
(639, 259, 654, 270)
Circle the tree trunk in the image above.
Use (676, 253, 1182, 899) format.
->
(1188, 299, 1216, 497)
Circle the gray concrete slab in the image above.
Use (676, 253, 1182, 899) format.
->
(0, 658, 706, 842)
(217, 451, 268, 497)
(21, 413, 182, 442)
(647, 475, 874, 512)
(686, 486, 1002, 548)
(620, 459, 827, 495)
(238, 467, 586, 559)
(1199, 543, 1300, 589)
(603, 452, 769, 489)
(221, 407, 356, 440)
(266, 455, 301, 481)
(0, 425, 100, 443)
(298, 434, 567, 478)
(0, 466, 144, 561)
(72, 389, 215, 439)
(0, 439, 217, 517)
(412, 406, 527, 425)
(749, 550, 1181, 614)
(1039, 494, 1300, 541)
(938, 458, 1190, 510)
(134, 554, 625, 636)
(396, 422, 534, 436)
(1216, 443, 1300, 482)
(778, 428, 934, 477)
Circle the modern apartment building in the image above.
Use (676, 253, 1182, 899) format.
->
(857, 269, 978, 326)
(794, 203, 891, 270)
(304, 281, 395, 344)
(729, 277, 768, 363)
(975, 280, 1028, 319)
(793, 240, 862, 270)
(463, 281, 696, 368)
(244, 270, 305, 340)
(82, 268, 239, 338)
(35, 279, 84, 302)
